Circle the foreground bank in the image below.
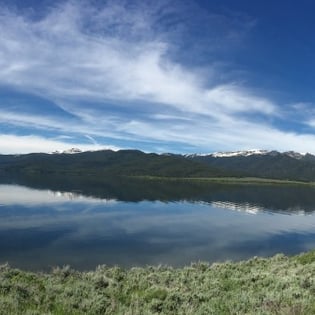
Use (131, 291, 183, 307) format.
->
(0, 251, 314, 315)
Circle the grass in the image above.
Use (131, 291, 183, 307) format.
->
(132, 175, 315, 186)
(0, 251, 314, 314)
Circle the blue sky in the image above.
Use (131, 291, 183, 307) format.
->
(1, 0, 315, 154)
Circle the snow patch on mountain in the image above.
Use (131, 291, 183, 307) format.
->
(211, 149, 269, 158)
(185, 149, 311, 159)
(51, 148, 83, 154)
(283, 151, 306, 159)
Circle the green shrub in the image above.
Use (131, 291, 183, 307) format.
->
(0, 251, 314, 314)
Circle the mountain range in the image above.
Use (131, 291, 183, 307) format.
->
(185, 149, 315, 181)
(1, 149, 315, 182)
(185, 149, 309, 159)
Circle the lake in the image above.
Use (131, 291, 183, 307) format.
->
(1, 177, 315, 271)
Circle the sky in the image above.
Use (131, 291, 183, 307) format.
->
(1, 0, 315, 154)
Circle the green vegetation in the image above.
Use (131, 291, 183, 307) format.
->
(189, 153, 315, 182)
(0, 251, 314, 314)
(133, 175, 315, 186)
(0, 150, 227, 178)
(2, 149, 315, 181)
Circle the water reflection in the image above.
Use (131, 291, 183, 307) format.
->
(210, 200, 314, 215)
(211, 201, 264, 214)
(3, 174, 315, 212)
(0, 182, 315, 271)
(0, 184, 117, 206)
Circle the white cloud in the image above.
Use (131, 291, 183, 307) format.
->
(117, 115, 315, 154)
(0, 1, 315, 153)
(0, 1, 276, 116)
(0, 109, 140, 142)
(0, 134, 118, 154)
(205, 85, 275, 114)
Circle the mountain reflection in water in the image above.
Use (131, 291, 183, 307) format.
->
(0, 177, 315, 271)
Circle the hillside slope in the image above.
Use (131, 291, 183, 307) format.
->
(2, 149, 315, 181)
(0, 150, 226, 178)
(187, 151, 315, 181)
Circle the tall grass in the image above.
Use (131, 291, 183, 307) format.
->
(0, 251, 314, 314)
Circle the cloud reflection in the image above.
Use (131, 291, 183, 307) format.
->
(0, 184, 315, 270)
(0, 184, 116, 206)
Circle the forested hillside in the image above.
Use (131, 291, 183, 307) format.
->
(187, 152, 315, 181)
(2, 149, 315, 181)
(0, 150, 226, 178)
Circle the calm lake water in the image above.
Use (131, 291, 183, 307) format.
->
(1, 178, 315, 271)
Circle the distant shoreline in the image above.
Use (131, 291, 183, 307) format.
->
(131, 175, 315, 186)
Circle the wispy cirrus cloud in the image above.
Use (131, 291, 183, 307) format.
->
(0, 1, 270, 116)
(0, 0, 315, 153)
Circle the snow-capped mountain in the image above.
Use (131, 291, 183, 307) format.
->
(283, 151, 306, 159)
(211, 149, 269, 158)
(185, 149, 311, 160)
(185, 149, 268, 158)
(2, 148, 315, 182)
(52, 148, 83, 154)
